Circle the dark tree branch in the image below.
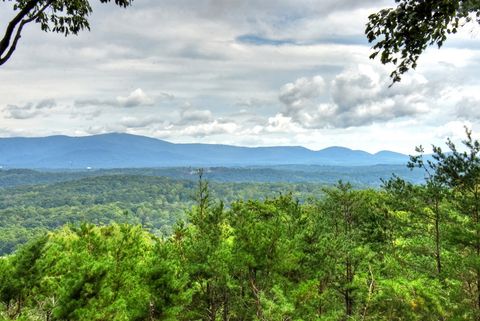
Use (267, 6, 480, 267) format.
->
(0, 0, 55, 65)
(0, 0, 40, 56)
(0, 0, 133, 67)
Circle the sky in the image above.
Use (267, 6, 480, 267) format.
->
(1, 0, 480, 154)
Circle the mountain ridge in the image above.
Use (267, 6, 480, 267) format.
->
(0, 133, 410, 169)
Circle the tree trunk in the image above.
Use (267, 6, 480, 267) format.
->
(473, 189, 480, 321)
(223, 291, 229, 321)
(345, 256, 354, 317)
(434, 198, 442, 277)
(206, 281, 217, 321)
(249, 268, 263, 321)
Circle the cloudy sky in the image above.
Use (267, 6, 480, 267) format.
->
(1, 0, 480, 153)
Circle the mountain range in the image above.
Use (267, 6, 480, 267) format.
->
(0, 133, 410, 169)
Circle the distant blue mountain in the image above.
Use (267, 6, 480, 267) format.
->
(0, 133, 410, 169)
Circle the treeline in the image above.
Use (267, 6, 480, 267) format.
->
(0, 165, 423, 189)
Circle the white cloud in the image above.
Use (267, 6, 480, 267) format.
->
(279, 76, 326, 110)
(119, 116, 165, 128)
(433, 120, 473, 143)
(264, 113, 306, 134)
(456, 96, 480, 120)
(2, 99, 57, 119)
(4, 104, 40, 120)
(116, 88, 154, 107)
(75, 88, 156, 108)
(279, 65, 432, 129)
(180, 120, 239, 137)
(36, 99, 57, 109)
(178, 108, 213, 125)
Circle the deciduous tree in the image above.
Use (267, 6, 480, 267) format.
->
(366, 0, 480, 83)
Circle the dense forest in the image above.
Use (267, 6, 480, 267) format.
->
(0, 174, 333, 256)
(2, 132, 480, 320)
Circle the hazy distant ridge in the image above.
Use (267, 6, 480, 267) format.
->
(0, 133, 409, 169)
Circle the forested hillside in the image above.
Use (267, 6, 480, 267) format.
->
(0, 164, 423, 255)
(2, 133, 480, 320)
(0, 174, 327, 255)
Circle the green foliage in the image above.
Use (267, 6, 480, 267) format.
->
(366, 0, 480, 83)
(0, 174, 330, 255)
(4, 131, 480, 319)
(1, 223, 156, 321)
(0, 181, 472, 320)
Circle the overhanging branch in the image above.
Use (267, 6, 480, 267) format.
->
(0, 0, 39, 55)
(0, 0, 54, 65)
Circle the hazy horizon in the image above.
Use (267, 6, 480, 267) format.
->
(0, 131, 412, 154)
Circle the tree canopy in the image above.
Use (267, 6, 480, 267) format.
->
(366, 0, 480, 83)
(3, 130, 480, 319)
(0, 0, 133, 66)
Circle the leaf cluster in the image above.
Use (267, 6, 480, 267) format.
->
(366, 0, 480, 83)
